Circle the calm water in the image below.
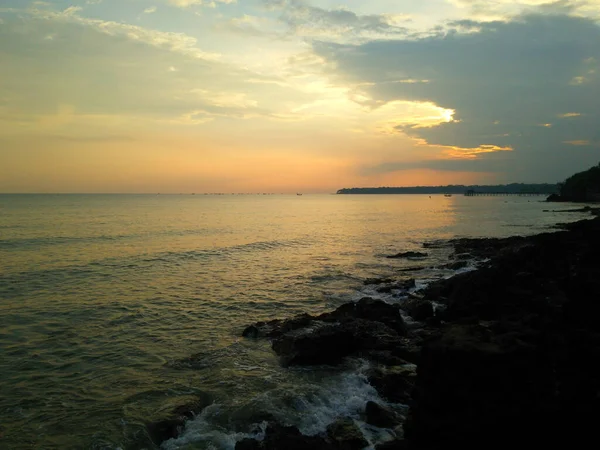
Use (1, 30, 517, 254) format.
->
(0, 194, 588, 449)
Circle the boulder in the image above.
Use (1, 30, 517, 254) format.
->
(367, 366, 416, 404)
(326, 418, 369, 449)
(272, 319, 404, 366)
(365, 401, 402, 428)
(401, 297, 434, 322)
(318, 297, 407, 335)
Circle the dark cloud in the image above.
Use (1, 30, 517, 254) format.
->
(263, 0, 409, 38)
(313, 13, 600, 182)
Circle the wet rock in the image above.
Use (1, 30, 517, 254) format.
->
(242, 314, 315, 339)
(376, 285, 393, 294)
(263, 424, 331, 450)
(272, 319, 404, 366)
(146, 418, 185, 445)
(146, 393, 214, 445)
(392, 279, 416, 291)
(365, 401, 402, 428)
(367, 365, 416, 404)
(387, 252, 428, 259)
(438, 260, 469, 270)
(236, 438, 262, 450)
(242, 325, 260, 338)
(318, 297, 407, 335)
(326, 418, 369, 449)
(404, 323, 557, 449)
(170, 392, 214, 419)
(403, 299, 434, 322)
(364, 277, 394, 285)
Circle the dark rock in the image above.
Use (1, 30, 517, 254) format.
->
(146, 418, 185, 445)
(326, 418, 369, 449)
(401, 297, 434, 322)
(318, 297, 407, 336)
(404, 323, 558, 448)
(546, 193, 564, 202)
(263, 423, 331, 450)
(364, 277, 394, 285)
(242, 325, 260, 338)
(422, 241, 448, 249)
(375, 439, 410, 450)
(398, 266, 428, 272)
(242, 314, 315, 339)
(392, 279, 416, 291)
(236, 438, 262, 450)
(146, 393, 214, 445)
(365, 401, 401, 428)
(387, 252, 428, 259)
(367, 365, 416, 404)
(272, 319, 404, 366)
(439, 260, 468, 270)
(376, 285, 393, 293)
(170, 392, 214, 419)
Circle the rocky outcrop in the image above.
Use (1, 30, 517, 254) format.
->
(243, 297, 410, 366)
(146, 393, 214, 445)
(405, 216, 600, 449)
(239, 214, 600, 450)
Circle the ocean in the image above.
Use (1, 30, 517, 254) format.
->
(0, 194, 588, 449)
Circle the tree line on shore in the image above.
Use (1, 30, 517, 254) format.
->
(549, 162, 600, 202)
(337, 183, 558, 195)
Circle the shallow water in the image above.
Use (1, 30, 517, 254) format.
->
(0, 194, 589, 449)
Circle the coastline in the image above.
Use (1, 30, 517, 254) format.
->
(151, 208, 600, 449)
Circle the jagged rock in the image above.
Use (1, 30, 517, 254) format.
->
(317, 297, 407, 335)
(326, 418, 369, 449)
(242, 314, 315, 339)
(387, 252, 428, 259)
(401, 297, 434, 322)
(367, 365, 416, 404)
(272, 319, 404, 366)
(365, 401, 402, 428)
(146, 419, 185, 445)
(146, 393, 214, 445)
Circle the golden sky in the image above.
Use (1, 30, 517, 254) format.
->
(1, 0, 599, 192)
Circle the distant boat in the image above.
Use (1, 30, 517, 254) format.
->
(297, 193, 302, 196)
(444, 194, 452, 197)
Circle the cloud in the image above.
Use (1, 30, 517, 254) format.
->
(143, 7, 158, 14)
(263, 0, 410, 41)
(168, 0, 236, 7)
(0, 9, 319, 135)
(313, 12, 600, 181)
(31, 6, 220, 60)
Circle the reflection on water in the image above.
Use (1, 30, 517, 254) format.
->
(0, 194, 589, 449)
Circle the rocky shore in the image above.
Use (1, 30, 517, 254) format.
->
(149, 210, 600, 449)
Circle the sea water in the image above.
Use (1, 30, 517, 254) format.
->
(0, 194, 588, 449)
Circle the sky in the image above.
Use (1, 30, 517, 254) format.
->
(0, 0, 599, 193)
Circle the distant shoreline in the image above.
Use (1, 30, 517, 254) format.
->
(336, 184, 558, 195)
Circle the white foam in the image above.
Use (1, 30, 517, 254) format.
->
(160, 361, 404, 449)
